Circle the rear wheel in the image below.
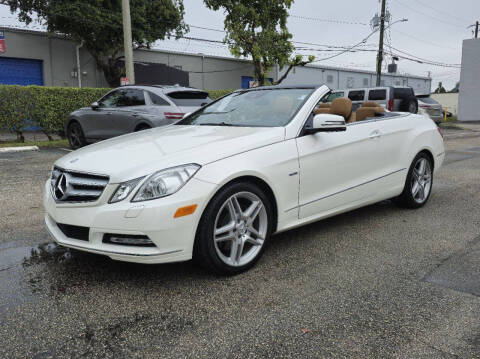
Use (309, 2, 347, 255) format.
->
(400, 97, 418, 113)
(193, 182, 274, 275)
(67, 122, 86, 149)
(393, 152, 433, 208)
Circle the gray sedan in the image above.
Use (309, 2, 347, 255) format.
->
(65, 85, 212, 149)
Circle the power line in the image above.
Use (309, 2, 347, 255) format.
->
(393, 29, 459, 51)
(289, 14, 368, 26)
(391, 0, 466, 29)
(412, 0, 469, 24)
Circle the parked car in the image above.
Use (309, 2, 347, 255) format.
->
(417, 95, 443, 124)
(323, 86, 418, 114)
(65, 85, 212, 149)
(45, 85, 444, 274)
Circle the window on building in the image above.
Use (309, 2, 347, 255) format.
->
(348, 90, 365, 102)
(347, 77, 355, 88)
(326, 74, 334, 84)
(363, 78, 369, 86)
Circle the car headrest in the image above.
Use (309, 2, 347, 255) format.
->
(330, 98, 352, 120)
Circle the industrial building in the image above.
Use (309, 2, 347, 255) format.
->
(0, 27, 431, 94)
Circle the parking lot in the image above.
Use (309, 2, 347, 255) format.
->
(0, 133, 479, 358)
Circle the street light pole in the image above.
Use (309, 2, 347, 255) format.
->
(122, 0, 135, 84)
(376, 0, 387, 86)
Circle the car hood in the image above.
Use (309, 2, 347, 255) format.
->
(55, 125, 285, 183)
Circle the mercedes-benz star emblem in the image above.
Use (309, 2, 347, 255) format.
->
(54, 173, 68, 200)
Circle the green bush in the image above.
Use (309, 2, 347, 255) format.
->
(0, 85, 35, 141)
(0, 85, 109, 141)
(29, 86, 109, 139)
(208, 89, 234, 100)
(0, 85, 234, 142)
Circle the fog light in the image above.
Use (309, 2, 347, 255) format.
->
(103, 234, 155, 247)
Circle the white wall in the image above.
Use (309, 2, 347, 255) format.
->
(458, 38, 480, 122)
(277, 64, 431, 95)
(431, 93, 459, 115)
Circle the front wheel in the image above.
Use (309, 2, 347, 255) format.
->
(393, 152, 433, 208)
(67, 122, 86, 149)
(193, 182, 274, 275)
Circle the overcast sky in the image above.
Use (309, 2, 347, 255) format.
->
(1, 0, 478, 90)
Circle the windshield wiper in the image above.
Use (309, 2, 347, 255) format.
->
(199, 122, 236, 126)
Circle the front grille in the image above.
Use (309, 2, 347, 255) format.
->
(51, 167, 109, 202)
(57, 223, 89, 241)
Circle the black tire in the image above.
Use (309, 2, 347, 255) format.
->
(67, 121, 86, 149)
(193, 181, 274, 275)
(400, 97, 418, 114)
(134, 124, 151, 132)
(393, 152, 433, 208)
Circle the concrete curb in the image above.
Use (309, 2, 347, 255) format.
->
(0, 146, 39, 153)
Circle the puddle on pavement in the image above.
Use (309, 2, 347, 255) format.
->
(0, 241, 73, 313)
(0, 239, 202, 316)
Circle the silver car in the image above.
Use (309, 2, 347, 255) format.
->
(65, 85, 212, 149)
(417, 96, 443, 124)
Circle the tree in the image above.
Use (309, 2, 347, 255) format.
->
(434, 81, 446, 94)
(2, 0, 188, 87)
(203, 0, 314, 86)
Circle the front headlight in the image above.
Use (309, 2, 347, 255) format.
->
(109, 177, 144, 203)
(132, 164, 201, 202)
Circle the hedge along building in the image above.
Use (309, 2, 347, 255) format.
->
(0, 27, 431, 94)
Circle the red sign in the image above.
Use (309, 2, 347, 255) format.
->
(120, 77, 129, 86)
(0, 31, 5, 53)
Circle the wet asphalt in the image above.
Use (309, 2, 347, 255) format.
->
(0, 133, 479, 359)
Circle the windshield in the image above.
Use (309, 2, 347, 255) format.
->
(176, 88, 314, 127)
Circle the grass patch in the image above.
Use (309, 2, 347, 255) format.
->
(0, 139, 68, 148)
(444, 115, 457, 123)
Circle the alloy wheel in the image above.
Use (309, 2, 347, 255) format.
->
(411, 158, 432, 204)
(69, 124, 82, 148)
(213, 191, 268, 267)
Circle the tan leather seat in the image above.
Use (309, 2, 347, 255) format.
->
(313, 107, 331, 115)
(330, 98, 352, 119)
(361, 101, 382, 108)
(356, 101, 385, 122)
(314, 98, 355, 122)
(318, 103, 331, 108)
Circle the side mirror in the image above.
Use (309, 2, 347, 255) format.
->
(91, 101, 100, 110)
(183, 112, 191, 119)
(308, 114, 346, 133)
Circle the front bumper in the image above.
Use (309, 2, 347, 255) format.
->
(44, 178, 217, 264)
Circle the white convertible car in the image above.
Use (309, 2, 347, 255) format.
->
(44, 85, 445, 274)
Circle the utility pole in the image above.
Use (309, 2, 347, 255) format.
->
(475, 21, 479, 38)
(122, 0, 135, 84)
(376, 0, 387, 86)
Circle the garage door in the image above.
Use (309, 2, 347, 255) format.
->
(0, 57, 44, 85)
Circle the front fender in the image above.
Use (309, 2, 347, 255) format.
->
(194, 139, 300, 227)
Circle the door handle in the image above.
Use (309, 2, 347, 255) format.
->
(369, 130, 382, 139)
